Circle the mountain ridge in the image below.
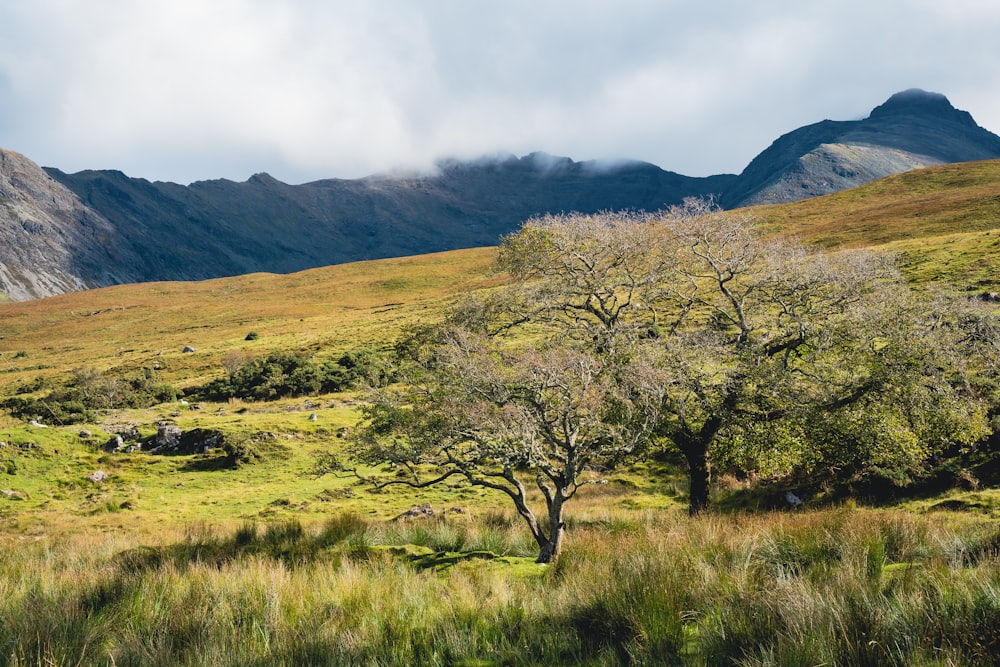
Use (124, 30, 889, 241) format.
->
(3, 89, 1000, 301)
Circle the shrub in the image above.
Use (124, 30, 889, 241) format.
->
(199, 348, 383, 401)
(2, 366, 177, 424)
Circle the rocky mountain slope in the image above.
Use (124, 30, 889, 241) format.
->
(0, 150, 150, 300)
(2, 89, 999, 301)
(722, 89, 1000, 207)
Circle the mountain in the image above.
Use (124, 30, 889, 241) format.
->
(35, 154, 732, 292)
(0, 149, 151, 300)
(721, 89, 1000, 207)
(2, 89, 999, 301)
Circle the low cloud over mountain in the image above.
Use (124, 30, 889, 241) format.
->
(2, 90, 999, 301)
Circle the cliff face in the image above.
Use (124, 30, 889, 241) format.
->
(0, 149, 147, 300)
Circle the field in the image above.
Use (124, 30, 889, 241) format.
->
(2, 160, 1000, 664)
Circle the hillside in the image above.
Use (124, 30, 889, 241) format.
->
(3, 140, 1000, 667)
(0, 157, 999, 567)
(2, 158, 1000, 397)
(2, 89, 999, 301)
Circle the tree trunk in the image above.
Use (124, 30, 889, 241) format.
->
(508, 489, 566, 563)
(683, 441, 711, 515)
(536, 498, 566, 563)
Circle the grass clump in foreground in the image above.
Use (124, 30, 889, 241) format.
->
(1, 507, 998, 666)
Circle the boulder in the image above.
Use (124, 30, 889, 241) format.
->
(88, 470, 110, 483)
(114, 425, 142, 442)
(150, 424, 183, 453)
(1, 489, 27, 501)
(393, 504, 436, 521)
(103, 435, 126, 453)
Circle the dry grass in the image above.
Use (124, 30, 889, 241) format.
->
(1, 508, 997, 665)
(0, 246, 500, 392)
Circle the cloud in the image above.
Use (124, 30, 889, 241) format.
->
(1, 0, 998, 184)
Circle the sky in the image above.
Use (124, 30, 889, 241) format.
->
(1, 0, 999, 185)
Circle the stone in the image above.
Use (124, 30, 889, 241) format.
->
(115, 425, 142, 441)
(150, 424, 183, 453)
(1, 489, 27, 501)
(104, 435, 126, 453)
(182, 345, 196, 353)
(393, 504, 435, 521)
(88, 470, 110, 483)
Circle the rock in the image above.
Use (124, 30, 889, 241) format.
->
(785, 491, 803, 507)
(88, 470, 110, 483)
(1, 489, 27, 501)
(393, 504, 436, 521)
(28, 420, 48, 428)
(78, 430, 92, 438)
(104, 435, 126, 453)
(182, 345, 196, 353)
(150, 424, 183, 453)
(113, 425, 141, 441)
(308, 413, 318, 421)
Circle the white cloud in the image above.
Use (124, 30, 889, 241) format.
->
(1, 0, 998, 183)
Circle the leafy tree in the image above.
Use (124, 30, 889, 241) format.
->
(340, 325, 662, 563)
(339, 203, 997, 550)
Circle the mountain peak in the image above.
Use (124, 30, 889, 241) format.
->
(868, 89, 975, 126)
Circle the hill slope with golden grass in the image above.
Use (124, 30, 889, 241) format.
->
(1, 160, 999, 537)
(4, 158, 1000, 393)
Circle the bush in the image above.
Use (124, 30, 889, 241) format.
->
(2, 366, 177, 425)
(198, 348, 383, 401)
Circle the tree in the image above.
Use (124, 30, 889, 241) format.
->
(338, 202, 996, 552)
(489, 202, 991, 512)
(342, 325, 662, 563)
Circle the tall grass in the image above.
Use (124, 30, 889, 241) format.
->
(1, 508, 998, 665)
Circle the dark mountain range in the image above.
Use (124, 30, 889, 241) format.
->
(2, 89, 999, 301)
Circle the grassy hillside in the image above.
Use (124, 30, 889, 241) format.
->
(1, 161, 1000, 536)
(756, 158, 1000, 252)
(0, 246, 500, 392)
(2, 161, 1000, 665)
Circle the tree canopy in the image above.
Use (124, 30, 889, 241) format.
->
(339, 202, 998, 561)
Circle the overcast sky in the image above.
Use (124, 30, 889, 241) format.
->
(1, 1, 998, 185)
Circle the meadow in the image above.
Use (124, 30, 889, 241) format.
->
(2, 160, 1000, 664)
